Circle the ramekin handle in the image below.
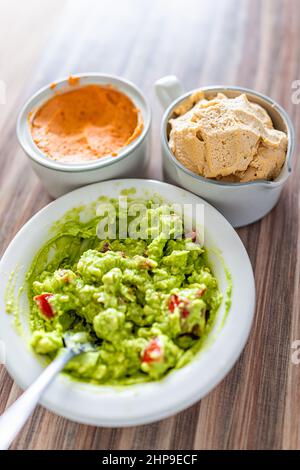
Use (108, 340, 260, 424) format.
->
(155, 75, 184, 109)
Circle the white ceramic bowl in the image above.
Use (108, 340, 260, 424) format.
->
(0, 179, 255, 426)
(155, 76, 295, 228)
(17, 74, 151, 198)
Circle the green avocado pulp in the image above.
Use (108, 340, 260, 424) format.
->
(26, 197, 223, 385)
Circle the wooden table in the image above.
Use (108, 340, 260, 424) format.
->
(0, 0, 299, 450)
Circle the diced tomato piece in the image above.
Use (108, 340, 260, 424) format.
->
(168, 294, 190, 318)
(142, 338, 162, 363)
(100, 242, 110, 253)
(196, 287, 206, 297)
(185, 230, 197, 242)
(34, 293, 54, 319)
(181, 307, 190, 318)
(168, 294, 180, 313)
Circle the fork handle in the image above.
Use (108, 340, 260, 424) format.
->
(0, 349, 74, 450)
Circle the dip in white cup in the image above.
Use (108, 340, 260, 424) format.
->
(17, 74, 151, 198)
(156, 76, 295, 227)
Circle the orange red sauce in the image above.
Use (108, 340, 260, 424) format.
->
(30, 84, 143, 163)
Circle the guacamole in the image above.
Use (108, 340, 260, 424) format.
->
(27, 197, 222, 385)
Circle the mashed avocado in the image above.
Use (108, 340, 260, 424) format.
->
(27, 197, 222, 385)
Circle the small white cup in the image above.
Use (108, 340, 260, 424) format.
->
(155, 75, 295, 227)
(17, 74, 151, 198)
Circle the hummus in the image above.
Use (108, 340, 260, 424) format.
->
(27, 197, 222, 385)
(31, 84, 143, 163)
(168, 92, 287, 182)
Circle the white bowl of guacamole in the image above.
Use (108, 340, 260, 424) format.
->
(0, 179, 255, 426)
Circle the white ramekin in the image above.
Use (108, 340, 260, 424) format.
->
(155, 76, 295, 227)
(17, 74, 151, 198)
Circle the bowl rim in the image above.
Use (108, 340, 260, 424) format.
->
(0, 178, 256, 426)
(16, 73, 151, 173)
(161, 85, 295, 188)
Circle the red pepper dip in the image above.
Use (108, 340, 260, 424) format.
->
(30, 83, 143, 163)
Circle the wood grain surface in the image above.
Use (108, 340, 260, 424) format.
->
(0, 0, 299, 450)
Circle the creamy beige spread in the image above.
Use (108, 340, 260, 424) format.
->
(168, 92, 288, 182)
(31, 84, 143, 163)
